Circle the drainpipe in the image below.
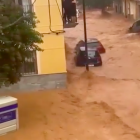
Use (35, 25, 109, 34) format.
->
(128, 0, 130, 16)
(136, 1, 138, 20)
(124, 0, 127, 17)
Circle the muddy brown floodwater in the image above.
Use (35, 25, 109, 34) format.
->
(1, 11, 140, 140)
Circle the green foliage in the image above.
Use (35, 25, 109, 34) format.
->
(78, 0, 113, 9)
(0, 0, 43, 87)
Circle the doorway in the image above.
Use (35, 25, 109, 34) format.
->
(138, 5, 140, 18)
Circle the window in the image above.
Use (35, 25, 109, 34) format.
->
(20, 51, 38, 75)
(21, 0, 32, 13)
(14, 0, 33, 12)
(79, 51, 85, 57)
(80, 46, 99, 58)
(87, 42, 100, 48)
(87, 51, 96, 58)
(12, 0, 37, 75)
(80, 50, 97, 58)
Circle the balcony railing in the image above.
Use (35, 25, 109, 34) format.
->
(62, 1, 78, 28)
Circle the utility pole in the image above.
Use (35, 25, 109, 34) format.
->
(82, 0, 89, 71)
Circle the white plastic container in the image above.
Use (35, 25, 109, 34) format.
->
(0, 96, 19, 135)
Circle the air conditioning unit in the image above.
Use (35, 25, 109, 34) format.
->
(0, 96, 19, 136)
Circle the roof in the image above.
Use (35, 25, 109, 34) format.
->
(80, 46, 96, 51)
(87, 38, 98, 43)
(77, 38, 98, 44)
(76, 38, 98, 48)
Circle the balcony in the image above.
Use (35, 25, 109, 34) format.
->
(64, 22, 78, 28)
(62, 1, 78, 28)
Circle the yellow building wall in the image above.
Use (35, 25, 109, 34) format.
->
(34, 0, 66, 74)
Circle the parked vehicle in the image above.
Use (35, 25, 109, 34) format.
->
(75, 38, 105, 54)
(74, 46, 102, 67)
(128, 19, 140, 33)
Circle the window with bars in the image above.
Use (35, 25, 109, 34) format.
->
(13, 0, 38, 75)
(20, 51, 38, 75)
(14, 0, 33, 12)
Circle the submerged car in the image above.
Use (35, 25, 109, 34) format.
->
(74, 46, 102, 67)
(128, 19, 140, 33)
(75, 38, 106, 54)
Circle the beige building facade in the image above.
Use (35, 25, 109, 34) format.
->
(114, 0, 140, 20)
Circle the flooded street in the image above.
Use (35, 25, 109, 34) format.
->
(65, 11, 140, 137)
(2, 11, 140, 140)
(66, 11, 140, 79)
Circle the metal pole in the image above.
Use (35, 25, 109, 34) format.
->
(82, 0, 89, 71)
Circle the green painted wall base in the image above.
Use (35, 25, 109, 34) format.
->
(0, 73, 67, 93)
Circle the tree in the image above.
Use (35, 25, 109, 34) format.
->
(77, 0, 113, 13)
(0, 0, 43, 87)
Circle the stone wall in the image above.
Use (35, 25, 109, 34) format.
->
(0, 73, 67, 93)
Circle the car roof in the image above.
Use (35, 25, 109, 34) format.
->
(77, 38, 98, 44)
(135, 19, 140, 22)
(87, 38, 98, 43)
(80, 46, 97, 51)
(133, 19, 140, 24)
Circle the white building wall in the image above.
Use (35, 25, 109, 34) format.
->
(122, 0, 137, 20)
(130, 1, 136, 19)
(122, 0, 125, 15)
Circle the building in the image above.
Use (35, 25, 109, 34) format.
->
(114, 0, 140, 20)
(0, 0, 77, 92)
(113, 0, 122, 14)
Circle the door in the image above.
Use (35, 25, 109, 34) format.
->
(124, 0, 127, 17)
(115, 5, 117, 12)
(127, 1, 130, 15)
(139, 5, 140, 18)
(119, 5, 122, 13)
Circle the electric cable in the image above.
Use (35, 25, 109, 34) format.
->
(48, 0, 65, 34)
(55, 0, 64, 21)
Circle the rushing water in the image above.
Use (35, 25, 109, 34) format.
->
(1, 11, 140, 140)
